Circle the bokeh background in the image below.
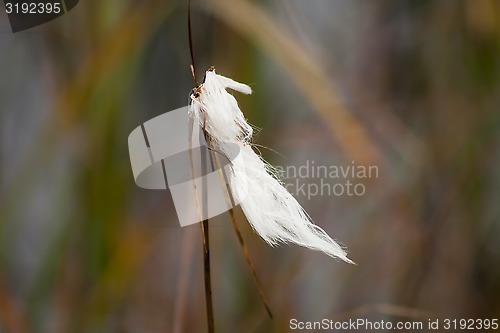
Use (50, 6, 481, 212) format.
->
(1, 0, 500, 332)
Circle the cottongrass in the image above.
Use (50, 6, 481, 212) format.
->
(189, 67, 353, 263)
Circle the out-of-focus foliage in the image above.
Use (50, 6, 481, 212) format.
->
(0, 0, 499, 332)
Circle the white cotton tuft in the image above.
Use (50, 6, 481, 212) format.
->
(189, 67, 353, 263)
(191, 69, 253, 142)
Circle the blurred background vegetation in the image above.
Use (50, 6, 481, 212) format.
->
(0, 0, 499, 332)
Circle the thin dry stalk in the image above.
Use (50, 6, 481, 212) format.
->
(211, 151, 273, 320)
(201, 139, 215, 333)
(229, 209, 273, 319)
(201, 219, 214, 333)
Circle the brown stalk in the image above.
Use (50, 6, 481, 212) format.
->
(211, 151, 273, 320)
(200, 137, 215, 333)
(228, 209, 273, 319)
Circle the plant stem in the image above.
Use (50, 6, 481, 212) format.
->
(200, 136, 215, 333)
(228, 209, 273, 319)
(210, 150, 273, 320)
(201, 219, 214, 333)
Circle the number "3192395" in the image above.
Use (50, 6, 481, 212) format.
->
(443, 319, 498, 330)
(5, 2, 62, 14)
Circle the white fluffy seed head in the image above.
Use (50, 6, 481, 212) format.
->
(190, 68, 253, 142)
(189, 67, 353, 263)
